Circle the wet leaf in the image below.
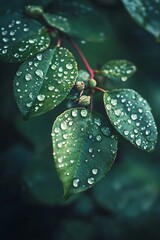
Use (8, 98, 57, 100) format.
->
(103, 89, 158, 152)
(13, 46, 78, 118)
(42, 13, 71, 33)
(0, 12, 50, 63)
(52, 108, 118, 198)
(122, 0, 160, 40)
(101, 60, 137, 81)
(48, 0, 108, 42)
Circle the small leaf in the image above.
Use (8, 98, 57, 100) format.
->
(122, 0, 160, 40)
(42, 13, 71, 33)
(13, 46, 78, 118)
(0, 12, 50, 62)
(101, 60, 137, 81)
(52, 108, 118, 198)
(103, 89, 158, 152)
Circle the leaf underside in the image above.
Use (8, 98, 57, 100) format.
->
(103, 89, 158, 152)
(52, 108, 118, 198)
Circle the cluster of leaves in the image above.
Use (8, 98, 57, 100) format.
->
(0, 0, 158, 199)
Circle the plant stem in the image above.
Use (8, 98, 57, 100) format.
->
(69, 38, 94, 79)
(57, 38, 62, 47)
(94, 87, 107, 93)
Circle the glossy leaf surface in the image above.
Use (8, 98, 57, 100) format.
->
(101, 60, 137, 81)
(52, 108, 118, 198)
(0, 13, 50, 62)
(14, 47, 78, 118)
(103, 89, 158, 152)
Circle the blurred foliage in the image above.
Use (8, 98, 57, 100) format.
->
(0, 0, 160, 240)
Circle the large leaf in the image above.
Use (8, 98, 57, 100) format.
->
(52, 108, 118, 198)
(13, 46, 78, 118)
(101, 60, 137, 81)
(0, 12, 50, 62)
(122, 0, 160, 40)
(103, 89, 158, 152)
(47, 0, 108, 42)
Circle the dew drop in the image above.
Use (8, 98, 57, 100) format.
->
(111, 99, 117, 106)
(89, 148, 93, 153)
(96, 135, 102, 141)
(87, 177, 94, 185)
(73, 178, 80, 188)
(94, 118, 101, 126)
(114, 109, 121, 116)
(80, 109, 88, 117)
(66, 63, 73, 69)
(71, 109, 78, 117)
(35, 69, 43, 78)
(48, 85, 55, 91)
(37, 94, 45, 101)
(101, 127, 111, 136)
(92, 169, 98, 175)
(36, 53, 42, 61)
(131, 114, 138, 120)
(16, 71, 22, 76)
(60, 121, 67, 130)
(136, 138, 141, 146)
(124, 130, 129, 136)
(25, 73, 32, 81)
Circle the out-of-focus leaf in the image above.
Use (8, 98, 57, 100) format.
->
(101, 60, 137, 81)
(122, 0, 160, 40)
(0, 13, 50, 62)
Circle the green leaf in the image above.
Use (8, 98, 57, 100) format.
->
(101, 60, 137, 81)
(13, 46, 78, 118)
(46, 0, 108, 42)
(42, 13, 71, 33)
(103, 89, 158, 152)
(52, 108, 118, 198)
(0, 12, 50, 63)
(122, 0, 160, 40)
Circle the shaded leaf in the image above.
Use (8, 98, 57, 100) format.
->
(122, 0, 160, 40)
(48, 0, 109, 42)
(101, 60, 137, 81)
(52, 108, 118, 198)
(0, 12, 50, 63)
(13, 46, 78, 118)
(42, 13, 71, 33)
(103, 89, 158, 152)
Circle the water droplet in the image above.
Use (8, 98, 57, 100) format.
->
(80, 109, 88, 117)
(136, 138, 141, 146)
(48, 85, 54, 91)
(71, 109, 78, 117)
(131, 114, 138, 120)
(114, 109, 121, 116)
(124, 130, 129, 136)
(87, 177, 94, 185)
(66, 63, 73, 69)
(101, 127, 111, 136)
(16, 71, 22, 76)
(51, 64, 57, 70)
(37, 94, 45, 101)
(92, 169, 98, 175)
(111, 99, 117, 106)
(35, 69, 43, 78)
(89, 148, 93, 153)
(36, 53, 42, 61)
(61, 121, 67, 130)
(96, 135, 102, 141)
(25, 73, 32, 81)
(54, 127, 60, 133)
(73, 178, 80, 187)
(94, 118, 101, 126)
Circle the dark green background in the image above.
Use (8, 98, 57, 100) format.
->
(0, 0, 160, 239)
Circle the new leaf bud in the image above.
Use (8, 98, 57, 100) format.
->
(25, 5, 43, 18)
(75, 81, 85, 92)
(88, 79, 97, 88)
(78, 95, 91, 106)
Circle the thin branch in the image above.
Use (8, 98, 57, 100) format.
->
(94, 87, 107, 93)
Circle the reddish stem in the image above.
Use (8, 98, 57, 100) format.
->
(94, 87, 107, 93)
(57, 38, 62, 47)
(69, 38, 94, 79)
